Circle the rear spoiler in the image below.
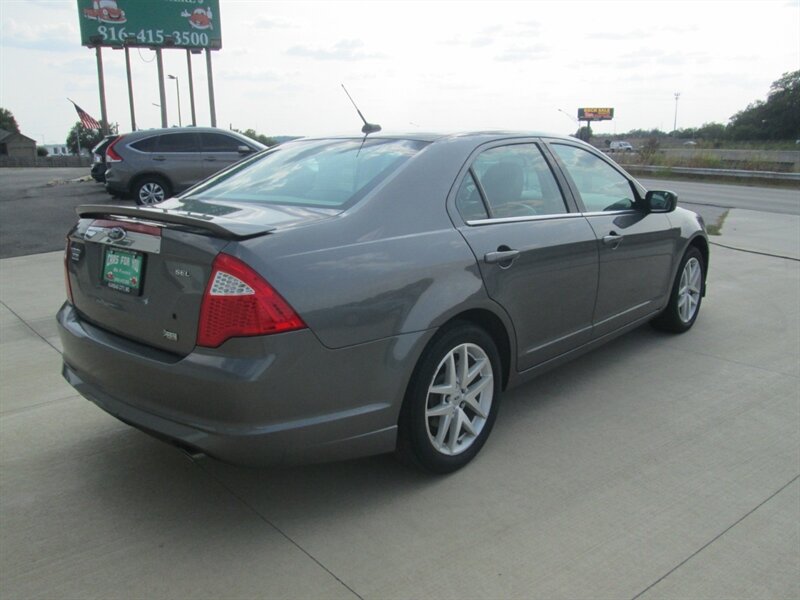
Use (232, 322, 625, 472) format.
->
(76, 204, 276, 240)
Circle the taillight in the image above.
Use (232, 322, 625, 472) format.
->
(64, 238, 74, 304)
(197, 253, 306, 348)
(106, 137, 123, 162)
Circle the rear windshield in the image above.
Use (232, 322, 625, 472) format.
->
(185, 138, 428, 208)
(91, 136, 116, 155)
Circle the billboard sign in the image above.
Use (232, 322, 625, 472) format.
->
(77, 0, 222, 49)
(578, 107, 614, 121)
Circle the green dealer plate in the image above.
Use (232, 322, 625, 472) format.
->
(103, 247, 144, 294)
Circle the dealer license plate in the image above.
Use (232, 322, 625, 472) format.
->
(102, 247, 144, 294)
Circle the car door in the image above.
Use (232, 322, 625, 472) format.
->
(547, 141, 678, 338)
(452, 141, 599, 372)
(199, 132, 253, 178)
(150, 131, 203, 192)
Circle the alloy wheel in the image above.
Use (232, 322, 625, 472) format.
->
(138, 182, 165, 205)
(677, 257, 702, 323)
(425, 343, 494, 456)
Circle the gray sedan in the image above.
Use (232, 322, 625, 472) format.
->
(58, 132, 708, 473)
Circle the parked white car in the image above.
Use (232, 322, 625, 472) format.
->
(609, 141, 634, 152)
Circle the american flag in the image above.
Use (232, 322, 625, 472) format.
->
(70, 100, 101, 130)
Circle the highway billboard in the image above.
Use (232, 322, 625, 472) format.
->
(578, 107, 614, 121)
(77, 0, 222, 49)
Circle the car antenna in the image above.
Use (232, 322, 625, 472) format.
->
(341, 84, 382, 135)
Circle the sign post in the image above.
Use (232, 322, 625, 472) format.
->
(186, 49, 197, 126)
(576, 108, 614, 141)
(124, 46, 136, 130)
(94, 45, 109, 135)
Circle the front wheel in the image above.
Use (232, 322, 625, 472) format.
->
(397, 323, 502, 473)
(652, 246, 705, 333)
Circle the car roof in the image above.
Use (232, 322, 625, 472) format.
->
(119, 127, 253, 139)
(296, 131, 583, 144)
(117, 127, 266, 149)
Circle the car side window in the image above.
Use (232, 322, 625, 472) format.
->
(470, 144, 568, 219)
(130, 136, 159, 153)
(157, 133, 200, 153)
(552, 144, 635, 212)
(201, 133, 245, 153)
(455, 171, 489, 220)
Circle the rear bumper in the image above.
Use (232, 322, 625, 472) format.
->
(90, 163, 106, 182)
(104, 180, 127, 196)
(57, 302, 433, 465)
(104, 166, 129, 195)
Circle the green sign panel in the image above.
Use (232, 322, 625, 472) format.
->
(77, 0, 222, 49)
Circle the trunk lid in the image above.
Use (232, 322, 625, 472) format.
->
(67, 201, 336, 355)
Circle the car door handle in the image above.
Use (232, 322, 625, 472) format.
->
(152, 156, 166, 162)
(484, 249, 520, 264)
(204, 157, 217, 161)
(603, 233, 623, 248)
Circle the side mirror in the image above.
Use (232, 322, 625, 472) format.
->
(237, 145, 253, 154)
(644, 190, 677, 213)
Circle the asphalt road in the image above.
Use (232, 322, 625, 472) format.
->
(0, 168, 797, 258)
(639, 177, 800, 215)
(0, 168, 120, 259)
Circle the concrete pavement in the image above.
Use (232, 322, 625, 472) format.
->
(719, 209, 800, 260)
(1, 210, 798, 599)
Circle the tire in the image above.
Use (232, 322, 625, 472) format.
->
(134, 176, 170, 206)
(652, 246, 705, 333)
(397, 322, 502, 474)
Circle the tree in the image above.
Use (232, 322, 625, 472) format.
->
(66, 122, 103, 155)
(232, 127, 278, 147)
(36, 146, 48, 157)
(728, 70, 799, 140)
(0, 107, 20, 133)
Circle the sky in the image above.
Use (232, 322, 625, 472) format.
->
(1, 0, 798, 144)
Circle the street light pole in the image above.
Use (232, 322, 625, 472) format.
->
(168, 74, 182, 127)
(673, 92, 681, 132)
(557, 108, 580, 136)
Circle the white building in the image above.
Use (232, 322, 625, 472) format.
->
(42, 144, 72, 156)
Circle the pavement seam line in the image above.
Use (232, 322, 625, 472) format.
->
(0, 300, 62, 355)
(708, 241, 800, 262)
(0, 394, 81, 418)
(676, 346, 800, 379)
(630, 473, 800, 600)
(194, 461, 366, 600)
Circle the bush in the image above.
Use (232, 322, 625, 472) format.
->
(639, 137, 661, 163)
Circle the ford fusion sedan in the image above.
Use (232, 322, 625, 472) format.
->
(58, 132, 708, 473)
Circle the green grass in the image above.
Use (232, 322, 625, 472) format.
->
(705, 209, 729, 236)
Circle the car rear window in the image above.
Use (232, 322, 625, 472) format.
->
(185, 138, 428, 208)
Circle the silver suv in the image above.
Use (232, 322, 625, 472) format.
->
(104, 127, 266, 205)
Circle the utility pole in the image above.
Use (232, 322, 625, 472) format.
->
(673, 92, 681, 132)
